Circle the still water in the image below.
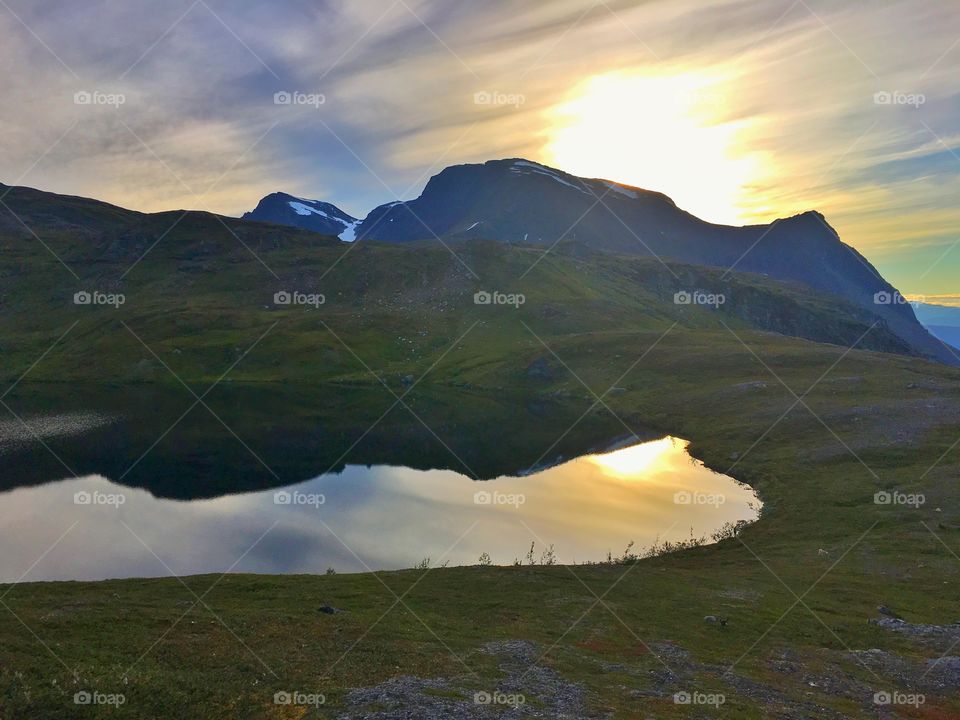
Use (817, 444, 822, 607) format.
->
(0, 435, 758, 582)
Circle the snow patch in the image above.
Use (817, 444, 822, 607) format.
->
(602, 181, 639, 199)
(338, 220, 360, 243)
(513, 160, 553, 171)
(510, 161, 589, 195)
(289, 200, 360, 242)
(288, 201, 326, 217)
(465, 221, 480, 231)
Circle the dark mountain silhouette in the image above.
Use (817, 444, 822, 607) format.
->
(245, 159, 954, 365)
(242, 192, 359, 241)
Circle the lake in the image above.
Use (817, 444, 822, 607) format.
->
(0, 386, 759, 582)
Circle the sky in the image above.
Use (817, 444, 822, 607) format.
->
(0, 0, 958, 300)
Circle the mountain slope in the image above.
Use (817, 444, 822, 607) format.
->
(0, 180, 949, 378)
(339, 159, 952, 365)
(242, 192, 360, 241)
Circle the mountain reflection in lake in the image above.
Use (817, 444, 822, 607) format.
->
(0, 436, 758, 582)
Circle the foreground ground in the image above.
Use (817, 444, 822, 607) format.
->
(1, 324, 959, 718)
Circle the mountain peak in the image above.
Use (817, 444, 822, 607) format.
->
(242, 192, 359, 242)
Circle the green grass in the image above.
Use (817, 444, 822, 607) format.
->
(2, 327, 959, 718)
(1, 202, 959, 717)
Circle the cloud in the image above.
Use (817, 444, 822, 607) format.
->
(0, 0, 957, 294)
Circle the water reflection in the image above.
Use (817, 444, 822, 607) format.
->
(0, 437, 758, 582)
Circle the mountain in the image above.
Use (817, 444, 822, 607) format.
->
(913, 302, 960, 351)
(242, 192, 360, 241)
(247, 159, 954, 365)
(0, 180, 944, 389)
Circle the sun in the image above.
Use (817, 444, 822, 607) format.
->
(544, 71, 766, 225)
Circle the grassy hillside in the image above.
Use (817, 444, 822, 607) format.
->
(1, 192, 959, 718)
(0, 197, 922, 387)
(2, 330, 959, 718)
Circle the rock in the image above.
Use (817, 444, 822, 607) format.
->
(877, 605, 899, 618)
(319, 605, 344, 615)
(525, 357, 555, 381)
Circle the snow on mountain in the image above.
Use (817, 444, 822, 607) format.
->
(242, 192, 358, 240)
(239, 158, 953, 365)
(510, 160, 591, 195)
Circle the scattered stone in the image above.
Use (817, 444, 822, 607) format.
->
(525, 357, 555, 381)
(338, 640, 601, 719)
(869, 616, 960, 637)
(319, 605, 345, 615)
(925, 656, 960, 686)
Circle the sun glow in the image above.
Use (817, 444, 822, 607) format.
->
(545, 71, 767, 225)
(588, 437, 679, 478)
